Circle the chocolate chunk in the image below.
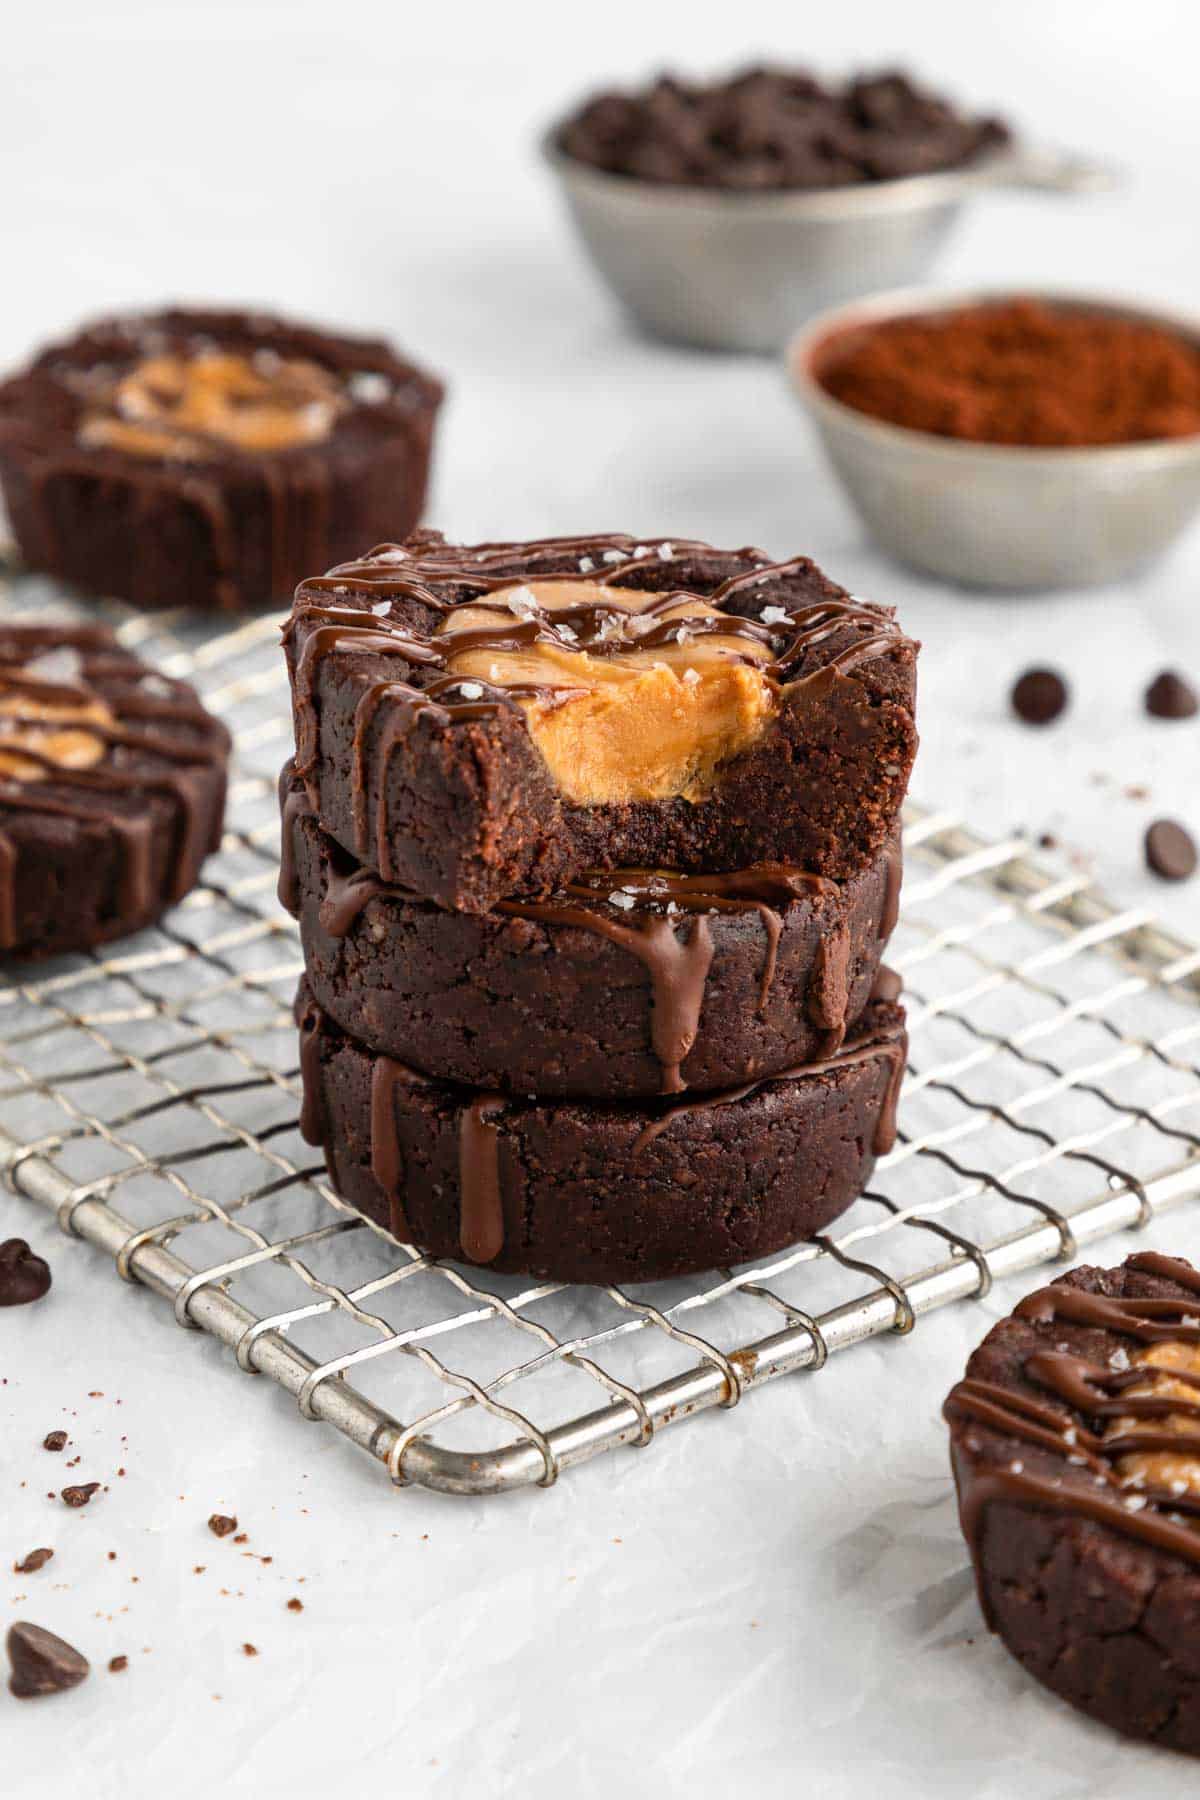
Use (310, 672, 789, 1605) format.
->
(0, 1238, 51, 1306)
(208, 1513, 238, 1538)
(60, 1482, 101, 1509)
(108, 1655, 128, 1674)
(13, 1548, 54, 1575)
(1144, 669, 1198, 719)
(6, 1622, 89, 1698)
(1145, 818, 1197, 881)
(1010, 668, 1068, 726)
(42, 1430, 67, 1452)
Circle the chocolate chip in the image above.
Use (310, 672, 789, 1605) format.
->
(208, 1513, 238, 1538)
(1145, 670, 1198, 720)
(108, 1654, 128, 1674)
(43, 1430, 68, 1452)
(1011, 668, 1068, 726)
(6, 1621, 89, 1698)
(1145, 819, 1197, 881)
(60, 1482, 101, 1509)
(0, 1238, 51, 1307)
(13, 1548, 54, 1575)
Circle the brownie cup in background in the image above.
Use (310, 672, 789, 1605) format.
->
(284, 529, 918, 913)
(0, 622, 229, 957)
(945, 1253, 1200, 1754)
(298, 982, 907, 1284)
(0, 309, 443, 612)
(281, 774, 901, 1099)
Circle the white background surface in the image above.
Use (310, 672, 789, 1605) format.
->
(3, 2, 1200, 1794)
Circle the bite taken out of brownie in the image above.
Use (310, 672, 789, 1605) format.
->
(0, 309, 443, 612)
(283, 530, 918, 912)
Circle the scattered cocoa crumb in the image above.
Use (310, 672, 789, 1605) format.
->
(232, 1533, 248, 1545)
(287, 1598, 303, 1613)
(1037, 832, 1058, 850)
(13, 1548, 54, 1575)
(242, 1643, 259, 1658)
(108, 1655, 128, 1674)
(61, 1483, 101, 1509)
(42, 1431, 67, 1453)
(107, 1552, 117, 1562)
(208, 1514, 238, 1538)
(193, 1566, 206, 1575)
(1125, 784, 1150, 801)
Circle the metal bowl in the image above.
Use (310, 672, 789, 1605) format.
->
(787, 288, 1200, 590)
(544, 136, 1109, 354)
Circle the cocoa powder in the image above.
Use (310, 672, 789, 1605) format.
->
(817, 300, 1200, 447)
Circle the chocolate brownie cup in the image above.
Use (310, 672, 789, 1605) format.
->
(554, 65, 1009, 191)
(945, 1253, 1200, 1755)
(281, 775, 902, 1097)
(0, 623, 229, 957)
(284, 530, 918, 913)
(0, 309, 442, 612)
(297, 982, 906, 1283)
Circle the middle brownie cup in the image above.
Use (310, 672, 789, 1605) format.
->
(281, 774, 901, 1098)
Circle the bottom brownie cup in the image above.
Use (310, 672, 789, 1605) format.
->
(945, 1253, 1200, 1755)
(281, 779, 901, 1098)
(297, 983, 906, 1284)
(0, 622, 229, 957)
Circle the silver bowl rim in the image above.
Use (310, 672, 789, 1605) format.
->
(541, 131, 1016, 221)
(786, 285, 1200, 469)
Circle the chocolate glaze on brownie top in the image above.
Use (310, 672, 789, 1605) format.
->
(0, 623, 229, 954)
(947, 1253, 1200, 1599)
(285, 530, 917, 908)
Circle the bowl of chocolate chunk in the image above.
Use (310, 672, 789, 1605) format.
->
(0, 308, 443, 611)
(546, 65, 1105, 352)
(789, 289, 1200, 587)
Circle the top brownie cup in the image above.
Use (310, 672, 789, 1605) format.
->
(284, 529, 918, 913)
(0, 309, 443, 612)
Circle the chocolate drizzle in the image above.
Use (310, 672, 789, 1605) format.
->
(458, 1095, 508, 1264)
(946, 1252, 1200, 1618)
(0, 628, 227, 951)
(282, 533, 911, 865)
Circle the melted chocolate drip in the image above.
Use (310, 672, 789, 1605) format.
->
(283, 535, 911, 868)
(945, 1252, 1200, 1615)
(0, 632, 225, 946)
(458, 1095, 508, 1264)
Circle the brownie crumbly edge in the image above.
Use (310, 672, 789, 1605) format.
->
(0, 309, 444, 612)
(297, 983, 906, 1285)
(0, 623, 229, 957)
(281, 779, 902, 1097)
(284, 530, 918, 912)
(945, 1254, 1200, 1756)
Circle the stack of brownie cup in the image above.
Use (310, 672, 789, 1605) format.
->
(280, 530, 918, 1285)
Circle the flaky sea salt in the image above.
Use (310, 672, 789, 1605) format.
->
(371, 600, 392, 615)
(578, 556, 595, 573)
(348, 370, 392, 404)
(657, 542, 674, 560)
(602, 549, 625, 565)
(504, 586, 538, 617)
(1124, 1494, 1148, 1511)
(1110, 1346, 1131, 1372)
(682, 668, 700, 687)
(609, 891, 636, 910)
(455, 681, 484, 700)
(633, 545, 653, 559)
(761, 605, 791, 626)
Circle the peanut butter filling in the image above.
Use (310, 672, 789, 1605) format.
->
(0, 691, 113, 780)
(1110, 1340, 1200, 1499)
(438, 580, 775, 805)
(78, 351, 346, 460)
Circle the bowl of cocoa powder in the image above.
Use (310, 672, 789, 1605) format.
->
(788, 290, 1200, 588)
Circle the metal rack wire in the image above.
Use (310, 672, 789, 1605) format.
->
(2, 568, 1199, 1496)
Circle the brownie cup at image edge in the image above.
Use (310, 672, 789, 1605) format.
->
(0, 623, 229, 957)
(284, 530, 918, 913)
(281, 776, 902, 1099)
(0, 309, 443, 612)
(297, 983, 907, 1285)
(945, 1253, 1200, 1755)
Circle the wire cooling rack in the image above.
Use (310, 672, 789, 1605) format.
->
(2, 570, 1199, 1497)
